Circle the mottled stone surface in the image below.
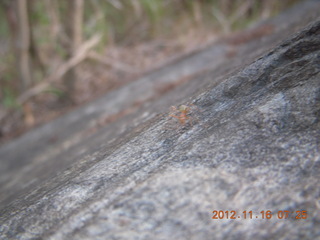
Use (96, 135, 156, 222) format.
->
(1, 1, 320, 239)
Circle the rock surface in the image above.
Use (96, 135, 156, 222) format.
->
(1, 1, 320, 239)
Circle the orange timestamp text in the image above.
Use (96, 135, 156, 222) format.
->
(212, 210, 307, 220)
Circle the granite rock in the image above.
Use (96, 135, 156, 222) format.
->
(0, 1, 320, 239)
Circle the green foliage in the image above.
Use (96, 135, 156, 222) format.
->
(0, 52, 18, 109)
(29, 1, 49, 25)
(2, 87, 19, 109)
(0, 7, 8, 36)
(82, 0, 302, 43)
(139, 0, 164, 25)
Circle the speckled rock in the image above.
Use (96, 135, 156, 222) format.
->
(1, 1, 320, 239)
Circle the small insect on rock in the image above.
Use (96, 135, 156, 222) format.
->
(168, 104, 198, 127)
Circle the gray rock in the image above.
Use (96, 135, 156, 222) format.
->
(1, 1, 320, 239)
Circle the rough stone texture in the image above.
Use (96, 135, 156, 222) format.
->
(1, 1, 320, 239)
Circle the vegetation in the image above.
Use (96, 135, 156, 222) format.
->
(0, 0, 302, 142)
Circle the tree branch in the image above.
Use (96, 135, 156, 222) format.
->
(17, 34, 102, 104)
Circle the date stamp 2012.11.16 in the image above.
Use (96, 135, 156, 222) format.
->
(211, 210, 308, 220)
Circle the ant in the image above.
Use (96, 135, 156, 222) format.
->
(169, 104, 197, 126)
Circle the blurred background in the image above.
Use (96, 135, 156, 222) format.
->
(0, 0, 303, 144)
